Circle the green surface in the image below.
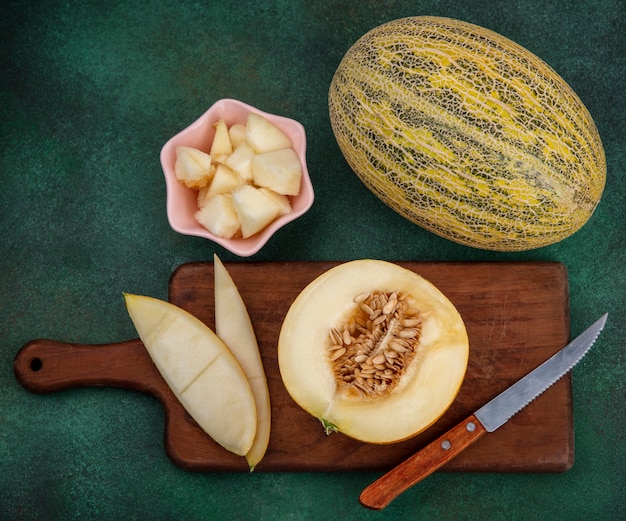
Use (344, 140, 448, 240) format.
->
(1, 1, 624, 519)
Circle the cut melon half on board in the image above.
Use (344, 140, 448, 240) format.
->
(124, 293, 257, 457)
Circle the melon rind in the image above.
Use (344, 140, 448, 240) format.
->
(328, 16, 606, 251)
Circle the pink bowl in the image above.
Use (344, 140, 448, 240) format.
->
(160, 99, 314, 256)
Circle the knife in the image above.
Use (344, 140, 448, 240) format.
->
(360, 313, 608, 510)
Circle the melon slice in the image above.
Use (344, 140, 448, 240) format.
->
(278, 259, 469, 444)
(124, 293, 257, 456)
(214, 254, 271, 470)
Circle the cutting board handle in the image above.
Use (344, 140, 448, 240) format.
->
(14, 338, 166, 399)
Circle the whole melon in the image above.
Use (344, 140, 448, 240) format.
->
(328, 16, 606, 251)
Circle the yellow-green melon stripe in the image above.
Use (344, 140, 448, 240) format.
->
(361, 27, 602, 182)
(331, 69, 581, 227)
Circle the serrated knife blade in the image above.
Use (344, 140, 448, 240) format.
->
(360, 313, 608, 511)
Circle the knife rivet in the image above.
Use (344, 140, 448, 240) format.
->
(441, 440, 451, 450)
(466, 422, 476, 432)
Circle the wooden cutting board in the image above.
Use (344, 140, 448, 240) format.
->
(14, 261, 572, 474)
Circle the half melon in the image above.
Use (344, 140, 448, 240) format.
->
(278, 260, 468, 444)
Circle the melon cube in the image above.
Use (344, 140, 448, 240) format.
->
(225, 141, 256, 181)
(246, 113, 293, 153)
(210, 119, 233, 157)
(205, 164, 246, 199)
(197, 184, 211, 208)
(258, 188, 292, 215)
(195, 193, 241, 239)
(175, 146, 213, 189)
(228, 123, 248, 148)
(231, 185, 282, 238)
(252, 148, 302, 196)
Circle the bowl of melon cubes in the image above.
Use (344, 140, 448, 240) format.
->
(160, 99, 314, 256)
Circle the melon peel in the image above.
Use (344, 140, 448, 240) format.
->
(328, 16, 606, 251)
(278, 260, 469, 444)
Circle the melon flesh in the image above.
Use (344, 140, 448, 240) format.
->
(124, 293, 257, 456)
(214, 254, 271, 471)
(278, 260, 468, 444)
(174, 146, 213, 189)
(195, 193, 240, 239)
(173, 113, 303, 239)
(231, 185, 283, 238)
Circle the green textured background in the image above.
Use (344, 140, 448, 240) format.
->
(2, 1, 624, 519)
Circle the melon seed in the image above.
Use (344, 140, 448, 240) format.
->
(326, 289, 422, 397)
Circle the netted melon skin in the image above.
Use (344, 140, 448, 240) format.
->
(328, 16, 606, 251)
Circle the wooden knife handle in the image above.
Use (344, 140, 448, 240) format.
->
(13, 338, 165, 398)
(360, 414, 487, 510)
